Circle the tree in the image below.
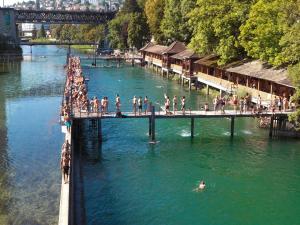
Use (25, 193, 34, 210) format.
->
(239, 0, 285, 65)
(37, 24, 46, 39)
(128, 13, 150, 49)
(145, 0, 165, 42)
(160, 0, 185, 44)
(85, 25, 106, 43)
(108, 14, 131, 49)
(189, 0, 252, 65)
(121, 0, 141, 14)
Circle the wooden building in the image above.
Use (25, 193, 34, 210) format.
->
(194, 58, 295, 104)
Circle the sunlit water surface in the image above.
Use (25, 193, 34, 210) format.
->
(0, 46, 300, 225)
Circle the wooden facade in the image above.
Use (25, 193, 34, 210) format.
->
(140, 42, 295, 98)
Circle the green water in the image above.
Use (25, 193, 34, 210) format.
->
(0, 46, 299, 225)
(80, 62, 300, 225)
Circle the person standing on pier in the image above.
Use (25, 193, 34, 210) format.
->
(133, 96, 137, 116)
(138, 97, 143, 115)
(104, 97, 109, 114)
(61, 152, 70, 184)
(213, 96, 218, 112)
(144, 96, 149, 115)
(173, 95, 178, 114)
(164, 94, 170, 115)
(181, 96, 186, 115)
(239, 97, 244, 114)
(116, 94, 121, 116)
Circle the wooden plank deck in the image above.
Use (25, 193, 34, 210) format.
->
(72, 109, 291, 120)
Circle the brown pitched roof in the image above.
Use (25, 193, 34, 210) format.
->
(162, 41, 186, 55)
(140, 42, 155, 51)
(194, 54, 219, 67)
(171, 49, 201, 60)
(142, 44, 168, 55)
(226, 60, 293, 87)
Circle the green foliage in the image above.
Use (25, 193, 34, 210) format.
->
(108, 14, 130, 49)
(189, 0, 252, 65)
(121, 0, 141, 14)
(145, 0, 165, 42)
(278, 22, 300, 65)
(288, 63, 300, 124)
(239, 0, 284, 65)
(160, 0, 194, 44)
(108, 0, 149, 49)
(37, 24, 46, 39)
(128, 13, 150, 49)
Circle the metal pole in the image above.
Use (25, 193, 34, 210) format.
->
(149, 117, 152, 136)
(191, 117, 194, 138)
(269, 116, 274, 138)
(151, 106, 155, 142)
(231, 116, 235, 137)
(98, 119, 102, 142)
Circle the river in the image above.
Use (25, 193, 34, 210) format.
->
(1, 46, 300, 225)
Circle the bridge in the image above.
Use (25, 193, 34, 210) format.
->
(14, 9, 116, 24)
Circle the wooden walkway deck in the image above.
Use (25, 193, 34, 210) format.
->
(73, 109, 290, 120)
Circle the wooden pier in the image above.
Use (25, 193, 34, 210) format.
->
(71, 107, 291, 141)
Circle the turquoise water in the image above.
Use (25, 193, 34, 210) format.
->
(80, 62, 300, 225)
(0, 46, 300, 225)
(0, 46, 66, 225)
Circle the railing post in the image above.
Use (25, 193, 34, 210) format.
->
(151, 106, 155, 142)
(231, 116, 235, 137)
(191, 117, 194, 138)
(269, 116, 274, 138)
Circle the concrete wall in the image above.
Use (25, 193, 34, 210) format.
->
(0, 8, 18, 43)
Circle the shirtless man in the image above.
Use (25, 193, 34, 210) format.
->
(61, 155, 70, 184)
(132, 96, 137, 116)
(181, 96, 186, 115)
(164, 94, 170, 115)
(173, 95, 178, 114)
(138, 96, 143, 115)
(116, 94, 121, 115)
(144, 96, 149, 114)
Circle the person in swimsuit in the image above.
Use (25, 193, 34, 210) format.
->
(199, 180, 206, 190)
(133, 96, 137, 116)
(138, 96, 143, 115)
(144, 96, 148, 115)
(164, 94, 170, 115)
(61, 155, 70, 184)
(173, 95, 178, 114)
(181, 96, 186, 115)
(116, 94, 121, 116)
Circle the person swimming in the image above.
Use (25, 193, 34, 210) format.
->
(199, 180, 206, 190)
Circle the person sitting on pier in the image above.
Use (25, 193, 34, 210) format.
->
(173, 95, 178, 114)
(144, 96, 149, 115)
(132, 96, 137, 116)
(138, 96, 143, 115)
(181, 96, 186, 115)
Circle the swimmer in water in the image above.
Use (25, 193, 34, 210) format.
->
(199, 180, 206, 190)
